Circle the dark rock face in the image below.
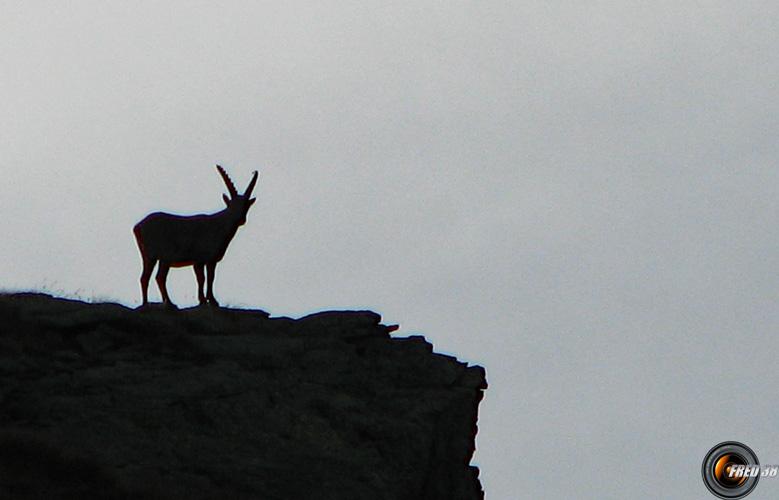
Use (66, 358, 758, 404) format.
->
(0, 294, 486, 499)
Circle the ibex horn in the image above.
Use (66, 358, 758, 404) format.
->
(216, 165, 238, 199)
(244, 170, 259, 197)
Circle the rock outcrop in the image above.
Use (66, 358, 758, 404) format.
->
(0, 293, 486, 499)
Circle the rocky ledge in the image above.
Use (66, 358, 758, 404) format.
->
(0, 293, 486, 499)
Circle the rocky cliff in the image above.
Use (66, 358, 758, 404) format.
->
(0, 293, 486, 499)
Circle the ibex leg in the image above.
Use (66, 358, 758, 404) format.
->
(206, 262, 219, 307)
(140, 258, 157, 306)
(156, 261, 175, 308)
(194, 264, 206, 306)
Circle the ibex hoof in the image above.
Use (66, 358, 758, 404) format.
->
(164, 302, 179, 310)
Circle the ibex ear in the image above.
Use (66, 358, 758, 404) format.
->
(223, 194, 231, 206)
(249, 198, 256, 207)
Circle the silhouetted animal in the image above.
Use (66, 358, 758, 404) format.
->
(133, 165, 258, 308)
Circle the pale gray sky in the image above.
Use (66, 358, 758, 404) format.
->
(3, 2, 779, 498)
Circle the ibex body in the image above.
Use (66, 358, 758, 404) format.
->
(133, 165, 258, 308)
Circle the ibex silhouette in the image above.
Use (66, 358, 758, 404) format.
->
(133, 165, 259, 308)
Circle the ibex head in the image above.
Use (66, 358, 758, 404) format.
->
(217, 165, 258, 226)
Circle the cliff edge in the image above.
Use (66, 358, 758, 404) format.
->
(0, 293, 486, 499)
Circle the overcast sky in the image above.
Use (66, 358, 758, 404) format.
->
(4, 2, 779, 498)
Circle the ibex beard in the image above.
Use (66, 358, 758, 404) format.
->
(133, 165, 259, 309)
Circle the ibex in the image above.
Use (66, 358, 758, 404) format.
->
(133, 165, 259, 308)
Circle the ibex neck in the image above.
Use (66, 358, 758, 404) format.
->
(209, 208, 239, 230)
